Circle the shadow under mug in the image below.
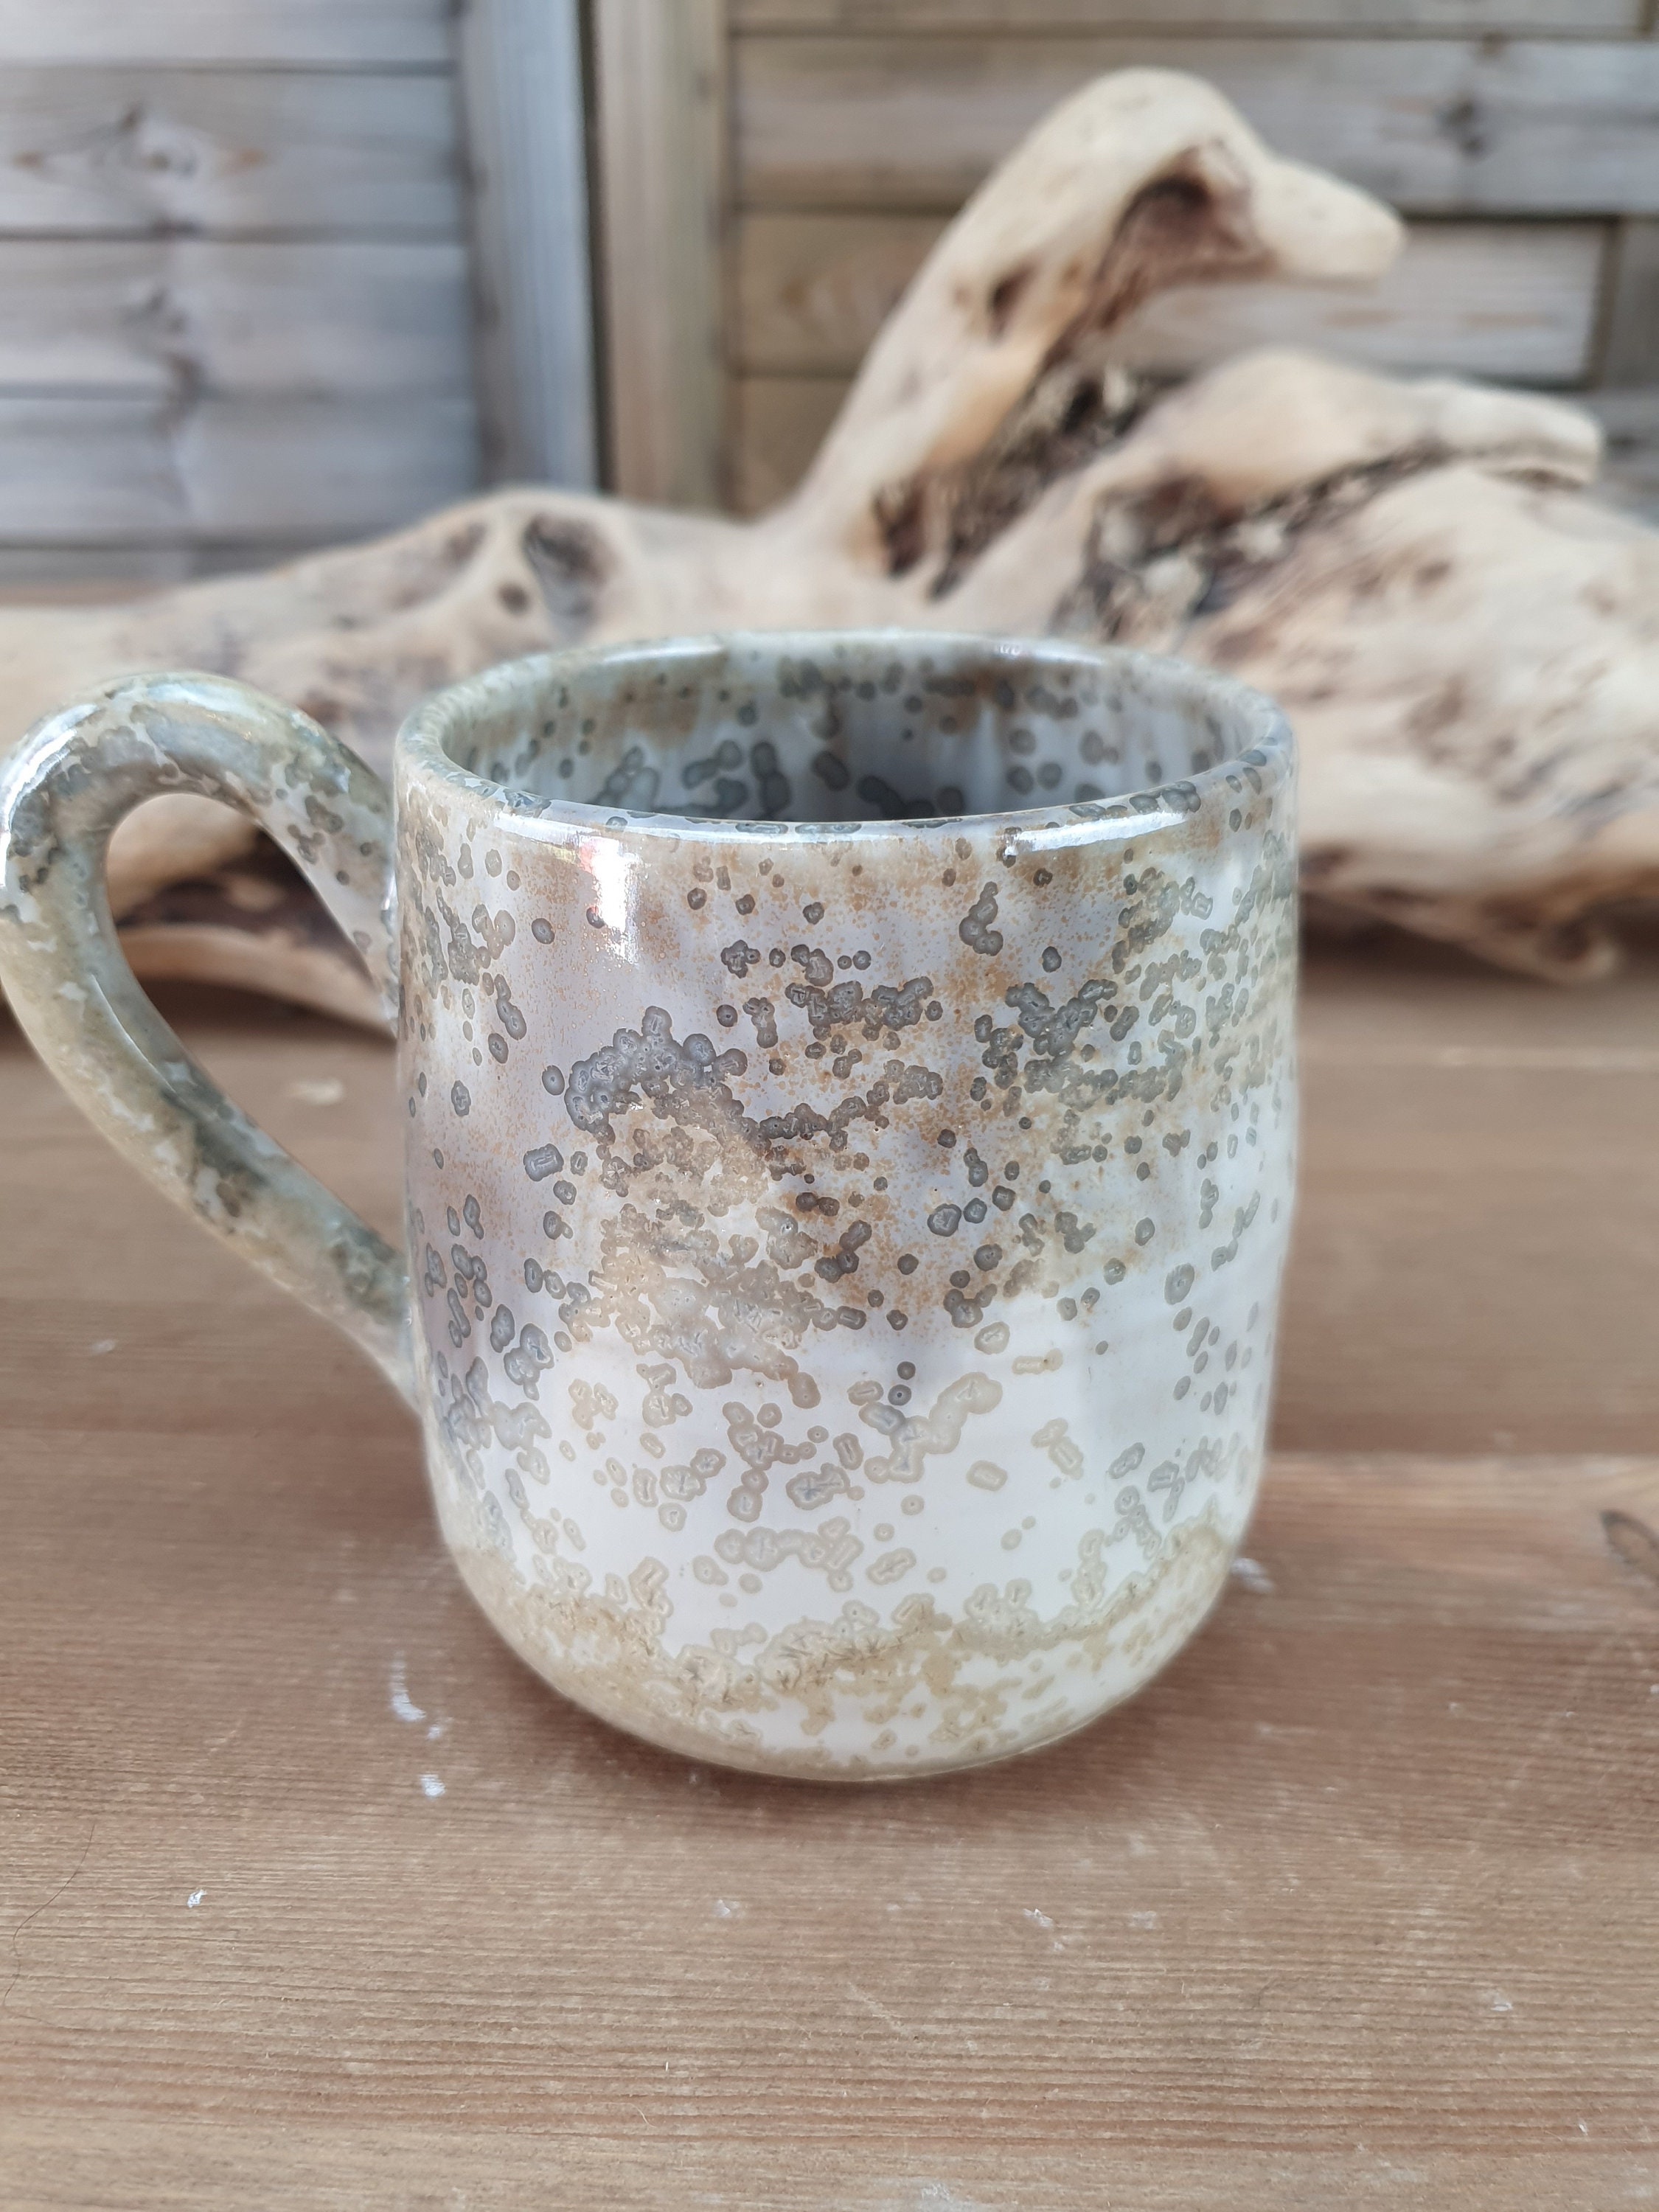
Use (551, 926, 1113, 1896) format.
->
(0, 630, 1295, 1780)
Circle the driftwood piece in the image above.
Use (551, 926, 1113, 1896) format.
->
(2, 66, 1654, 1015)
(115, 841, 386, 1029)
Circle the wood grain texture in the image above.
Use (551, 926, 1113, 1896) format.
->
(1, 936, 1657, 2207)
(1598, 218, 1659, 386)
(0, 395, 477, 543)
(0, 0, 452, 66)
(594, 0, 731, 507)
(734, 35, 1659, 216)
(0, 71, 461, 238)
(737, 212, 1607, 382)
(735, 0, 1642, 26)
(457, 0, 598, 486)
(0, 18, 471, 566)
(1115, 219, 1605, 380)
(0, 240, 471, 397)
(1279, 933, 1659, 1453)
(1584, 387, 1659, 518)
(1, 2129, 1654, 2212)
(730, 370, 845, 512)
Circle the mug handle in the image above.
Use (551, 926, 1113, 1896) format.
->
(0, 672, 412, 1402)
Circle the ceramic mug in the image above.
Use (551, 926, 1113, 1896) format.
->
(0, 631, 1295, 1779)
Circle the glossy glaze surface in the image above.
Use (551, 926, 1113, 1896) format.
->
(396, 633, 1296, 1775)
(0, 672, 409, 1395)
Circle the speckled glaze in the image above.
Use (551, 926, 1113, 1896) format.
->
(0, 672, 409, 1391)
(0, 633, 1295, 1780)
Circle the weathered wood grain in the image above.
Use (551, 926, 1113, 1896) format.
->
(737, 210, 938, 374)
(737, 211, 1606, 382)
(734, 35, 1659, 216)
(736, 0, 1642, 25)
(0, 6, 473, 568)
(730, 371, 845, 511)
(594, 0, 730, 507)
(1116, 219, 1605, 380)
(1, 2128, 1654, 2212)
(0, 240, 470, 398)
(0, 0, 452, 66)
(456, 0, 598, 485)
(1598, 218, 1659, 386)
(0, 70, 461, 239)
(1580, 387, 1659, 518)
(1, 942, 1657, 2208)
(1280, 933, 1659, 1453)
(0, 395, 477, 543)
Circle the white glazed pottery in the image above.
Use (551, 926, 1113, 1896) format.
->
(0, 631, 1295, 1779)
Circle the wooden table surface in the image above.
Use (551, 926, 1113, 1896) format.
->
(3, 932, 1658, 2211)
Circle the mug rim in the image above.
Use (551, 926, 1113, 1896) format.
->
(395, 628, 1293, 845)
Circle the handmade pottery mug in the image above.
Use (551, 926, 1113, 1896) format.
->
(0, 631, 1295, 1779)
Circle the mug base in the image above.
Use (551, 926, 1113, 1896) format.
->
(437, 1500, 1239, 1784)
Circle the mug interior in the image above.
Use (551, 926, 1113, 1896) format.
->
(425, 632, 1259, 827)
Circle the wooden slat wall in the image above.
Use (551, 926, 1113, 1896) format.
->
(457, 0, 598, 488)
(0, 1, 476, 581)
(736, 38, 1659, 215)
(0, 74, 460, 236)
(733, 3, 1644, 26)
(0, 243, 471, 394)
(0, 1, 453, 67)
(593, 0, 729, 509)
(714, 7, 1659, 514)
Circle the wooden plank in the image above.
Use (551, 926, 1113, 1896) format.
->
(1581, 388, 1659, 521)
(734, 35, 1659, 217)
(1118, 219, 1606, 381)
(0, 1, 452, 66)
(0, 240, 470, 397)
(737, 209, 943, 374)
(456, 0, 598, 485)
(175, 396, 475, 536)
(1597, 218, 1659, 384)
(593, 0, 730, 507)
(1, 950, 1658, 2207)
(731, 371, 844, 511)
(4, 2125, 1659, 2212)
(0, 70, 462, 239)
(736, 0, 1641, 24)
(0, 394, 477, 543)
(1280, 931, 1659, 1453)
(737, 212, 1606, 383)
